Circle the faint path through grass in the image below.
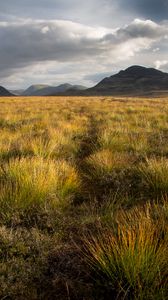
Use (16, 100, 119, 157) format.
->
(74, 113, 102, 203)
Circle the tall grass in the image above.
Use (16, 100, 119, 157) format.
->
(84, 149, 134, 198)
(138, 157, 168, 198)
(84, 202, 168, 299)
(0, 96, 168, 299)
(0, 157, 81, 221)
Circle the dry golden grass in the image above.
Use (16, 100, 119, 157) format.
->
(84, 201, 168, 299)
(0, 96, 168, 299)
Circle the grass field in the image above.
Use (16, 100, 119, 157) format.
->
(0, 96, 168, 299)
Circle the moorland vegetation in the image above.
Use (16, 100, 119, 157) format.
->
(0, 96, 168, 299)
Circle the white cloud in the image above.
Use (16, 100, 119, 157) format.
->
(41, 25, 49, 34)
(0, 18, 168, 87)
(155, 60, 168, 69)
(153, 47, 160, 52)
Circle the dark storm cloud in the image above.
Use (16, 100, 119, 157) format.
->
(120, 0, 168, 21)
(0, 0, 136, 28)
(0, 0, 168, 88)
(0, 18, 166, 79)
(0, 0, 118, 26)
(0, 0, 74, 19)
(0, 20, 107, 74)
(1, 1, 167, 29)
(2, 0, 167, 21)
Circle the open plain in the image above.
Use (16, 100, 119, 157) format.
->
(0, 96, 168, 299)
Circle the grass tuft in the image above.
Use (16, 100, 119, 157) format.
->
(138, 157, 168, 198)
(84, 202, 168, 299)
(0, 157, 81, 222)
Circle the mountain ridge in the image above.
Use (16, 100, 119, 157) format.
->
(85, 65, 168, 96)
(22, 83, 87, 96)
(1, 65, 168, 97)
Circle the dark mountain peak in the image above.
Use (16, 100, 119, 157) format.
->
(118, 65, 164, 78)
(86, 65, 168, 96)
(0, 86, 13, 96)
(125, 65, 152, 73)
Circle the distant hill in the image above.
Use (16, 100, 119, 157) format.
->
(84, 66, 168, 96)
(10, 89, 24, 95)
(48, 84, 87, 96)
(58, 85, 87, 96)
(22, 83, 87, 96)
(0, 86, 13, 96)
(22, 84, 51, 96)
(33, 83, 72, 96)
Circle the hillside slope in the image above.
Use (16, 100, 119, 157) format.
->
(22, 85, 51, 96)
(84, 66, 168, 96)
(0, 86, 13, 96)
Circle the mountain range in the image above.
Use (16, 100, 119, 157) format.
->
(13, 83, 87, 96)
(1, 65, 168, 97)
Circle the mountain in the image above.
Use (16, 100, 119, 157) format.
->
(48, 84, 87, 96)
(34, 83, 72, 96)
(22, 83, 87, 96)
(22, 84, 51, 96)
(84, 66, 168, 96)
(0, 86, 13, 96)
(10, 89, 24, 95)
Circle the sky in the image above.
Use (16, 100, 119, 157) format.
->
(0, 0, 168, 89)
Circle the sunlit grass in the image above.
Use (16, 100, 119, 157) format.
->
(85, 149, 133, 181)
(0, 157, 81, 221)
(84, 201, 168, 299)
(138, 157, 168, 199)
(0, 96, 168, 299)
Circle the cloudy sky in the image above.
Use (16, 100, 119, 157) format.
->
(0, 0, 168, 89)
